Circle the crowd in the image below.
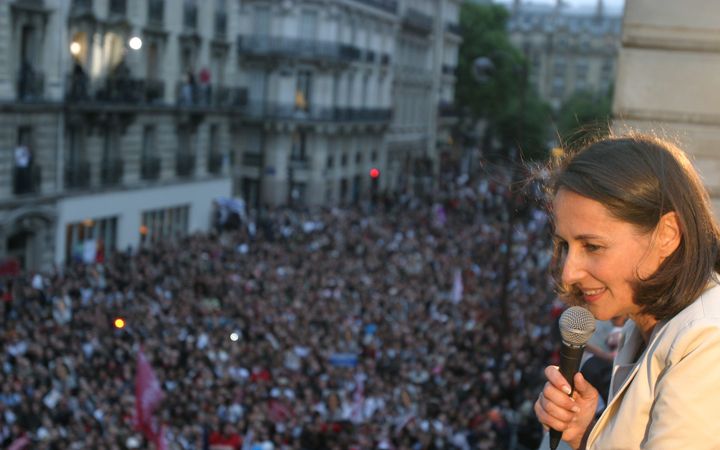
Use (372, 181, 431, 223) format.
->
(1, 165, 562, 450)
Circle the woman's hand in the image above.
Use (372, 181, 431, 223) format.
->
(534, 365, 599, 450)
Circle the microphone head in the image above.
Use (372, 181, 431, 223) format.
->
(559, 306, 596, 346)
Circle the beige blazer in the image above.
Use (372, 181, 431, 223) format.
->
(587, 282, 720, 449)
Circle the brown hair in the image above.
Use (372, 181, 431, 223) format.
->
(549, 133, 720, 320)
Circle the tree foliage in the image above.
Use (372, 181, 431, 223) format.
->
(555, 89, 613, 151)
(455, 1, 552, 161)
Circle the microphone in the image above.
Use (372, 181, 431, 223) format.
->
(550, 306, 596, 450)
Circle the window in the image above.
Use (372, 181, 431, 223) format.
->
(65, 216, 118, 263)
(341, 153, 348, 167)
(254, 6, 271, 35)
(326, 155, 334, 169)
(142, 126, 156, 160)
(299, 10, 318, 40)
(141, 205, 190, 245)
(575, 60, 589, 82)
(291, 130, 307, 161)
(295, 71, 312, 111)
(183, 0, 198, 29)
(208, 124, 222, 174)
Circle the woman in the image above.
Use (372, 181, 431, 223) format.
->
(534, 133, 720, 449)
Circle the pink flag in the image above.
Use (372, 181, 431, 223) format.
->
(135, 347, 165, 449)
(7, 435, 30, 450)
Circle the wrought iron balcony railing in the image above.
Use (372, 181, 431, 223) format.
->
(176, 153, 195, 177)
(242, 102, 392, 123)
(237, 35, 361, 64)
(141, 156, 161, 180)
(66, 73, 166, 105)
(16, 67, 45, 101)
(347, 0, 398, 14)
(403, 8, 433, 34)
(176, 82, 248, 109)
(100, 157, 124, 186)
(13, 164, 42, 195)
(242, 153, 262, 167)
(64, 160, 91, 189)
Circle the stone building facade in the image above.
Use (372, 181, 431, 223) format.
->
(0, 0, 460, 270)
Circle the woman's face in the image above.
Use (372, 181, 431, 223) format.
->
(553, 189, 666, 322)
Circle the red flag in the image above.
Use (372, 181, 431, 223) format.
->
(135, 347, 165, 449)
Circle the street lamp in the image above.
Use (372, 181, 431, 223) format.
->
(472, 52, 528, 330)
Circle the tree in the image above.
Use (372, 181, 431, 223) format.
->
(455, 1, 552, 162)
(555, 89, 613, 151)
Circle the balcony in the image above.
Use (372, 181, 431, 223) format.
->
(16, 66, 45, 101)
(446, 22, 462, 36)
(66, 72, 166, 105)
(13, 164, 41, 195)
(176, 82, 248, 109)
(213, 86, 248, 108)
(64, 161, 91, 189)
(207, 152, 223, 174)
(237, 35, 361, 64)
(242, 102, 392, 123)
(403, 8, 433, 34)
(11, 0, 47, 11)
(141, 156, 161, 180)
(145, 79, 165, 103)
(100, 157, 124, 186)
(176, 153, 195, 177)
(242, 153, 262, 167)
(147, 0, 164, 28)
(347, 0, 398, 14)
(289, 158, 310, 171)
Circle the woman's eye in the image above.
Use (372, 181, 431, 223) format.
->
(584, 243, 600, 252)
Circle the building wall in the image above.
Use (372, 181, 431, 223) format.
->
(0, 0, 460, 269)
(507, 1, 621, 109)
(54, 178, 230, 265)
(0, 0, 235, 269)
(612, 0, 720, 213)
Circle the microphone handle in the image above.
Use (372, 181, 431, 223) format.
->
(549, 343, 585, 450)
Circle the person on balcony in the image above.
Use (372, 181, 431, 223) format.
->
(13, 144, 33, 194)
(181, 71, 196, 106)
(199, 67, 211, 105)
(70, 62, 89, 101)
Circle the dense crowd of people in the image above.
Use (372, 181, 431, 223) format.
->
(1, 165, 562, 449)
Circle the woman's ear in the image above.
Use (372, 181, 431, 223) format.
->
(656, 211, 681, 258)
